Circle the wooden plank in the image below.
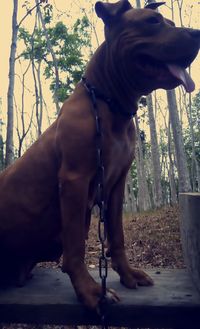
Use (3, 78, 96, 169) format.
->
(179, 192, 200, 294)
(0, 268, 200, 328)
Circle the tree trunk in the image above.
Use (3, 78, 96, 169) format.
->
(5, 0, 18, 166)
(135, 0, 142, 8)
(135, 115, 151, 211)
(36, 0, 60, 114)
(36, 61, 43, 136)
(147, 94, 163, 207)
(187, 92, 200, 191)
(31, 59, 40, 137)
(167, 90, 191, 192)
(167, 121, 178, 205)
(124, 170, 137, 213)
(0, 98, 4, 170)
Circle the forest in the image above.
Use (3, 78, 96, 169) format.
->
(0, 0, 200, 213)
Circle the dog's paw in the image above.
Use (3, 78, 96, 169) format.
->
(74, 275, 119, 309)
(120, 268, 154, 289)
(96, 288, 120, 315)
(106, 288, 120, 303)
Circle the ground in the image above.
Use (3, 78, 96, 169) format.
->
(0, 205, 185, 329)
(86, 205, 184, 270)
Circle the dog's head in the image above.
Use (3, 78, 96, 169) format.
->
(95, 0, 200, 95)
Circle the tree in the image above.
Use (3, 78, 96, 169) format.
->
(146, 94, 163, 207)
(135, 0, 163, 208)
(36, 0, 60, 114)
(18, 16, 91, 105)
(124, 169, 137, 213)
(15, 60, 34, 157)
(5, 0, 18, 167)
(0, 98, 4, 170)
(135, 114, 152, 211)
(183, 91, 200, 191)
(5, 0, 48, 166)
(166, 90, 191, 192)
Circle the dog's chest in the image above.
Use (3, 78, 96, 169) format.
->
(90, 123, 135, 205)
(104, 133, 134, 184)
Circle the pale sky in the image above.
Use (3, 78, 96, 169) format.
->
(0, 0, 200, 146)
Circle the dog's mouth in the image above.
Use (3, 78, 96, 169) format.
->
(167, 63, 195, 92)
(136, 55, 195, 92)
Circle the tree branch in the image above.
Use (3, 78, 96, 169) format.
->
(18, 0, 46, 27)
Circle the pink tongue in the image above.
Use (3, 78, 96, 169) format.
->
(167, 64, 195, 93)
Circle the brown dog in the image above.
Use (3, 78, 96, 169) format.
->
(0, 0, 199, 309)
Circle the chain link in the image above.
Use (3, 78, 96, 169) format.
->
(82, 78, 108, 329)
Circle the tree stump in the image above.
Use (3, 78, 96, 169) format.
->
(179, 193, 200, 295)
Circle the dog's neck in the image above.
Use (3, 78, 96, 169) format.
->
(84, 42, 141, 117)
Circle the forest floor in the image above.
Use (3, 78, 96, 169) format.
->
(1, 205, 185, 329)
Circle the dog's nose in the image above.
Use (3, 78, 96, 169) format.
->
(188, 29, 200, 39)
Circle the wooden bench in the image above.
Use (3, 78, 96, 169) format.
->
(0, 268, 200, 328)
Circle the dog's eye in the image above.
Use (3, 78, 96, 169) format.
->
(146, 17, 160, 25)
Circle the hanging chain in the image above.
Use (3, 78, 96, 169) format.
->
(82, 77, 108, 329)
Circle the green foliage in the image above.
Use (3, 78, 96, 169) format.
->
(43, 4, 53, 24)
(18, 15, 91, 103)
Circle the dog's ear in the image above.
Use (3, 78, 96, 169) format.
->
(145, 2, 165, 10)
(95, 0, 132, 26)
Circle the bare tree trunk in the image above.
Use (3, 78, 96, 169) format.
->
(16, 61, 34, 158)
(187, 91, 200, 191)
(5, 0, 46, 166)
(36, 0, 60, 114)
(167, 90, 191, 192)
(124, 170, 137, 213)
(0, 98, 4, 170)
(31, 59, 40, 137)
(5, 0, 18, 166)
(135, 0, 142, 8)
(135, 115, 151, 211)
(147, 94, 163, 207)
(36, 61, 43, 136)
(167, 120, 178, 204)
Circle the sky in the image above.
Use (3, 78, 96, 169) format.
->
(0, 0, 200, 144)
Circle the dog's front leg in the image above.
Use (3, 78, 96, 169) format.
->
(59, 172, 100, 308)
(107, 173, 154, 288)
(59, 171, 118, 308)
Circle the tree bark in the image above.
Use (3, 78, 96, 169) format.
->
(36, 62, 43, 136)
(135, 115, 152, 211)
(5, 0, 18, 166)
(0, 98, 4, 170)
(124, 169, 137, 213)
(167, 90, 191, 192)
(147, 94, 163, 207)
(135, 0, 142, 8)
(36, 0, 60, 114)
(187, 92, 200, 191)
(167, 120, 178, 204)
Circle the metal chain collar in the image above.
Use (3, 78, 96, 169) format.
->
(82, 77, 108, 329)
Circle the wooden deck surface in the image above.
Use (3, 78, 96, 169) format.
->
(0, 268, 200, 328)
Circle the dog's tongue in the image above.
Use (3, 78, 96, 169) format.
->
(167, 64, 195, 92)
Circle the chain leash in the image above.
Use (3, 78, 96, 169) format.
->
(82, 77, 108, 329)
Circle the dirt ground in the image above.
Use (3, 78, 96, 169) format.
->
(0, 205, 185, 329)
